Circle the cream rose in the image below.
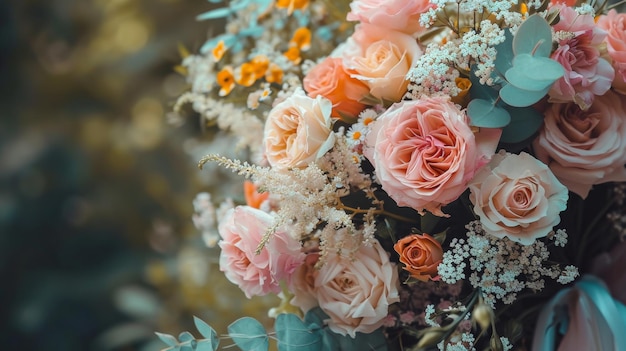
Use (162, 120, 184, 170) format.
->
(468, 151, 569, 245)
(364, 97, 500, 217)
(264, 89, 335, 170)
(315, 240, 399, 337)
(533, 91, 626, 199)
(341, 23, 422, 103)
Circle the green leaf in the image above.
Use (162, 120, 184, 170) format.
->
(493, 29, 514, 78)
(467, 99, 511, 128)
(469, 68, 499, 101)
(513, 14, 553, 57)
(275, 314, 323, 351)
(156, 332, 179, 347)
(196, 7, 233, 20)
(500, 106, 544, 143)
(505, 54, 564, 91)
(499, 83, 550, 107)
(178, 332, 195, 343)
(196, 339, 217, 351)
(333, 328, 389, 351)
(194, 316, 219, 348)
(227, 317, 269, 351)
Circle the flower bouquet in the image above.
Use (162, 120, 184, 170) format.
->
(158, 0, 626, 350)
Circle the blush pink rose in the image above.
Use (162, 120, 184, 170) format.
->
(315, 239, 399, 338)
(468, 151, 569, 245)
(303, 57, 369, 121)
(341, 23, 422, 103)
(346, 0, 434, 36)
(218, 206, 305, 298)
(549, 5, 614, 110)
(288, 253, 320, 314)
(264, 88, 335, 170)
(597, 9, 626, 94)
(533, 91, 626, 199)
(364, 97, 500, 217)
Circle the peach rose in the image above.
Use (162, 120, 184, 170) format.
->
(597, 10, 626, 94)
(549, 5, 614, 110)
(341, 23, 422, 103)
(393, 233, 443, 282)
(264, 89, 335, 170)
(468, 151, 569, 245)
(533, 91, 626, 199)
(364, 97, 500, 217)
(315, 240, 399, 337)
(346, 0, 433, 36)
(303, 57, 369, 121)
(218, 206, 305, 298)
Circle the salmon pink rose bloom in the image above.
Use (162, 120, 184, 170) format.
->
(264, 89, 335, 170)
(315, 239, 399, 338)
(341, 23, 422, 103)
(533, 91, 626, 199)
(393, 233, 443, 282)
(597, 9, 626, 94)
(218, 206, 305, 298)
(346, 0, 434, 36)
(468, 151, 569, 245)
(364, 97, 500, 217)
(549, 5, 614, 110)
(303, 57, 369, 121)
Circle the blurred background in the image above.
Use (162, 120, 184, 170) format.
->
(0, 0, 277, 350)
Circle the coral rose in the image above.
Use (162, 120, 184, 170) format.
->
(341, 23, 422, 103)
(303, 57, 369, 121)
(549, 5, 614, 110)
(364, 97, 500, 216)
(533, 91, 626, 199)
(315, 239, 399, 337)
(346, 0, 433, 36)
(597, 9, 626, 94)
(264, 88, 335, 170)
(218, 206, 305, 298)
(468, 151, 569, 245)
(393, 233, 443, 282)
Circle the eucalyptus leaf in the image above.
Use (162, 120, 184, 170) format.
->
(196, 339, 217, 351)
(333, 328, 389, 351)
(196, 7, 233, 20)
(227, 317, 269, 351)
(156, 332, 179, 347)
(178, 332, 195, 343)
(467, 99, 511, 128)
(468, 68, 499, 101)
(505, 54, 564, 91)
(513, 14, 553, 57)
(499, 83, 550, 107)
(500, 106, 544, 143)
(275, 314, 323, 351)
(493, 29, 514, 78)
(194, 316, 219, 349)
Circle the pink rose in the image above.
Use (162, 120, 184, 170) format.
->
(264, 88, 335, 170)
(533, 91, 626, 199)
(346, 0, 434, 36)
(468, 151, 569, 245)
(218, 206, 305, 298)
(597, 9, 626, 94)
(341, 23, 422, 103)
(364, 97, 500, 217)
(303, 57, 369, 121)
(315, 239, 399, 337)
(549, 5, 614, 110)
(288, 253, 320, 314)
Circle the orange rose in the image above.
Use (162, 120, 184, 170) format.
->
(393, 233, 443, 282)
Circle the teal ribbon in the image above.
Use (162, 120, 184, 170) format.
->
(532, 275, 626, 351)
